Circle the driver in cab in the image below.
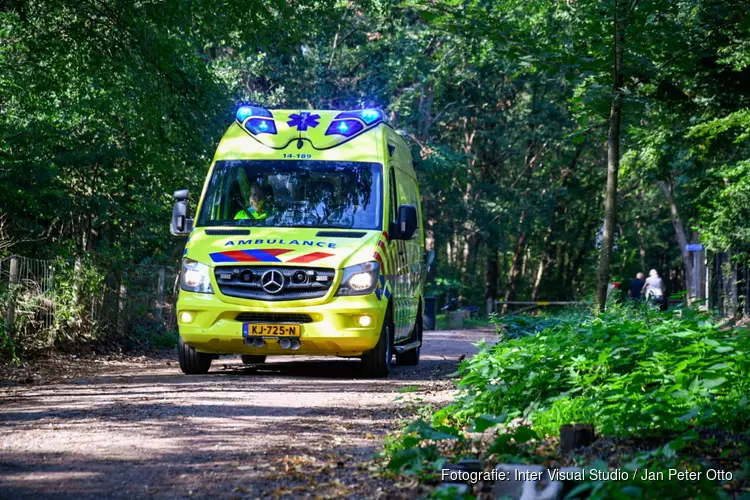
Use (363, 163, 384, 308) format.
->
(235, 182, 274, 220)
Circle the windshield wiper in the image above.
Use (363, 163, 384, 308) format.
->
(206, 220, 256, 227)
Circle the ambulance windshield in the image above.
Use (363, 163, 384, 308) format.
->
(197, 160, 382, 230)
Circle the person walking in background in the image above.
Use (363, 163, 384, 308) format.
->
(643, 269, 667, 310)
(629, 272, 646, 301)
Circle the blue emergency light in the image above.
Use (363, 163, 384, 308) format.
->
(325, 119, 364, 137)
(361, 109, 381, 124)
(325, 108, 383, 137)
(235, 105, 273, 123)
(334, 109, 384, 126)
(245, 118, 277, 135)
(236, 105, 276, 135)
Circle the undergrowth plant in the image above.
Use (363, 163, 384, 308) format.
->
(451, 303, 749, 436)
(381, 304, 750, 497)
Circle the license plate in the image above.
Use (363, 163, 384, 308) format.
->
(242, 323, 300, 337)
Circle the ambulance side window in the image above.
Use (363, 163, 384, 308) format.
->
(389, 168, 398, 224)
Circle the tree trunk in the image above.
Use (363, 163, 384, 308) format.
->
(464, 234, 481, 288)
(659, 180, 694, 304)
(570, 226, 596, 299)
(595, 0, 625, 310)
(531, 258, 547, 301)
(636, 217, 647, 271)
(504, 210, 528, 305)
(503, 238, 527, 304)
(485, 243, 499, 314)
(531, 227, 554, 300)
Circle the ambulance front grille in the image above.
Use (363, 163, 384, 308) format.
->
(214, 266, 336, 301)
(315, 231, 366, 238)
(235, 312, 314, 323)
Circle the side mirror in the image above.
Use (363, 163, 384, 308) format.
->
(170, 189, 193, 236)
(393, 204, 418, 240)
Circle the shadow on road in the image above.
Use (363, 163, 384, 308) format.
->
(0, 329, 495, 499)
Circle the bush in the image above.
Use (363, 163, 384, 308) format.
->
(382, 305, 750, 498)
(0, 293, 20, 365)
(453, 304, 749, 437)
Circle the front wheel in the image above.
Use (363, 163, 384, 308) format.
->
(361, 308, 393, 378)
(396, 309, 422, 366)
(178, 337, 212, 374)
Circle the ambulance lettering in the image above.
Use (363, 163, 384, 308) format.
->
(224, 238, 336, 249)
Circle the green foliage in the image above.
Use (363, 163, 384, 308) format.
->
(51, 258, 107, 335)
(131, 325, 178, 350)
(2, 280, 56, 355)
(566, 434, 730, 499)
(383, 308, 748, 497)
(427, 485, 473, 500)
(688, 110, 750, 251)
(382, 419, 464, 480)
(0, 289, 20, 365)
(453, 305, 750, 437)
(489, 312, 582, 340)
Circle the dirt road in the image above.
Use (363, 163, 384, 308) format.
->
(0, 329, 495, 499)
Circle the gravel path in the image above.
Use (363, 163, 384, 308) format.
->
(0, 329, 495, 499)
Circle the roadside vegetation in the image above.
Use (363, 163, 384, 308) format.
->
(382, 305, 750, 498)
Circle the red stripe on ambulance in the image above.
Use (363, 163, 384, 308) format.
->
(287, 252, 335, 264)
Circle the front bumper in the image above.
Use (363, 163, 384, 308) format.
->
(176, 291, 385, 356)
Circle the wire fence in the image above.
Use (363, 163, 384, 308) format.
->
(1, 255, 179, 354)
(708, 251, 750, 317)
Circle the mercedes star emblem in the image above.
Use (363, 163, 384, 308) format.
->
(261, 270, 284, 294)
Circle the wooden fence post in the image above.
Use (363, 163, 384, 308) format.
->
(5, 256, 19, 333)
(156, 267, 165, 322)
(486, 297, 494, 316)
(73, 255, 82, 309)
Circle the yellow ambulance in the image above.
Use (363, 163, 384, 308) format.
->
(170, 106, 432, 377)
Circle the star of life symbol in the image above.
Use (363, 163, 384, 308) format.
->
(287, 112, 321, 131)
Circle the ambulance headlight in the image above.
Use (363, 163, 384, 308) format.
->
(180, 259, 214, 294)
(336, 261, 380, 296)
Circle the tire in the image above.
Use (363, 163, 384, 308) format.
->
(241, 355, 266, 365)
(396, 309, 422, 366)
(178, 336, 212, 374)
(361, 308, 393, 378)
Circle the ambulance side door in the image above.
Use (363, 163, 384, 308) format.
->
(388, 166, 410, 342)
(394, 168, 421, 337)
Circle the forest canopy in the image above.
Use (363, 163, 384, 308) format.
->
(1, 0, 749, 310)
